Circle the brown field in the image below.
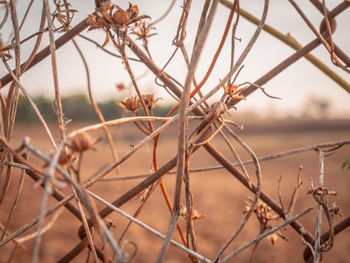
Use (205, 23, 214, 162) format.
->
(1, 119, 350, 263)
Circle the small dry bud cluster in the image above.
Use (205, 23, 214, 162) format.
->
(118, 94, 161, 113)
(88, 1, 139, 31)
(71, 133, 97, 152)
(243, 198, 285, 246)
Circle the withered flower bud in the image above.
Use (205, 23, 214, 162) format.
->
(116, 83, 126, 91)
(118, 96, 140, 112)
(141, 94, 161, 109)
(95, 0, 112, 11)
(71, 133, 94, 152)
(112, 7, 129, 26)
(126, 2, 139, 19)
(43, 150, 73, 169)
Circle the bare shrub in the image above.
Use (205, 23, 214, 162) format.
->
(0, 0, 349, 262)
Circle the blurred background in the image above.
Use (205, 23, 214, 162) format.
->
(1, 0, 349, 120)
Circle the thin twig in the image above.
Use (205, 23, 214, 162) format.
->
(286, 165, 303, 216)
(0, 1, 10, 29)
(0, 17, 90, 88)
(215, 124, 262, 261)
(0, 151, 27, 241)
(97, 217, 124, 262)
(4, 0, 20, 142)
(157, 1, 219, 261)
(72, 38, 120, 167)
(314, 151, 324, 263)
(78, 33, 138, 61)
(43, 0, 65, 139)
(73, 188, 99, 263)
(220, 0, 350, 93)
(2, 59, 57, 149)
(220, 126, 250, 181)
(221, 207, 314, 262)
(16, 208, 64, 244)
(18, 0, 34, 30)
(88, 191, 212, 263)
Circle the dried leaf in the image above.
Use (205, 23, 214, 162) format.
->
(88, 14, 97, 24)
(192, 209, 205, 221)
(101, 32, 110, 48)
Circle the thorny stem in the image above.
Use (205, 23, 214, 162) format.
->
(230, 1, 240, 71)
(119, 38, 146, 114)
(126, 0, 319, 250)
(158, 181, 188, 247)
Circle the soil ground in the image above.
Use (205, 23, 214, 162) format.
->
(0, 118, 349, 262)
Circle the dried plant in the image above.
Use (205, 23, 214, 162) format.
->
(0, 0, 349, 263)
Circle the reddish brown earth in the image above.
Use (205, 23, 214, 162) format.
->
(0, 119, 349, 262)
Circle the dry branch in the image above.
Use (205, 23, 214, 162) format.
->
(0, 1, 349, 262)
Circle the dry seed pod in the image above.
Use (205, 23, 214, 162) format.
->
(95, 0, 112, 11)
(71, 133, 93, 152)
(116, 83, 126, 91)
(118, 96, 140, 112)
(58, 150, 73, 167)
(112, 7, 129, 26)
(88, 14, 110, 30)
(43, 149, 73, 170)
(141, 94, 161, 109)
(126, 2, 139, 19)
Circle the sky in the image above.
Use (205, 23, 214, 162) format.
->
(1, 0, 349, 118)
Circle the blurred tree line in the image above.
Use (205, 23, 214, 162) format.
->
(16, 94, 174, 123)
